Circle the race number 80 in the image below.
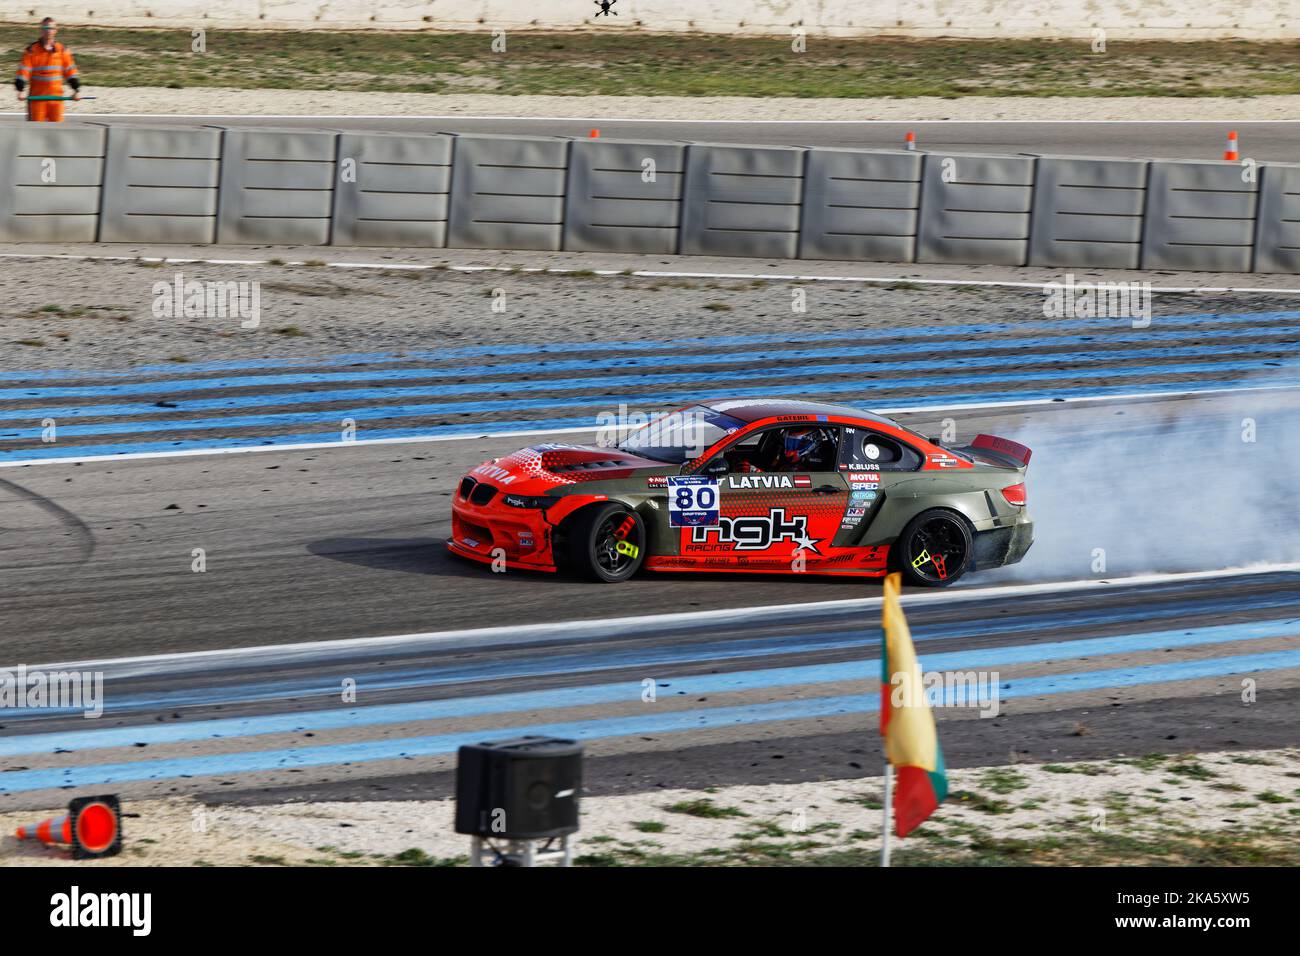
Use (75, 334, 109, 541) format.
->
(668, 476, 720, 528)
(675, 483, 716, 511)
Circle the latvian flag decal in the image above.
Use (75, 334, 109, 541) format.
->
(794, 475, 812, 487)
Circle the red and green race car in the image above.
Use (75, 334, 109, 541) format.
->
(448, 399, 1033, 587)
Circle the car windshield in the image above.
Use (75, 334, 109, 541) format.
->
(617, 405, 747, 464)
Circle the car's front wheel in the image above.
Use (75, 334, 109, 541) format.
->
(896, 508, 973, 587)
(566, 502, 646, 583)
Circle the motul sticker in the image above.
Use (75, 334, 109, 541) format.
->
(848, 472, 880, 482)
(685, 508, 820, 554)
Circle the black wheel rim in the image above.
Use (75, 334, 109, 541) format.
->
(906, 515, 967, 583)
(594, 513, 641, 575)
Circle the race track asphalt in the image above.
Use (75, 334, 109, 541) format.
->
(1, 392, 1296, 809)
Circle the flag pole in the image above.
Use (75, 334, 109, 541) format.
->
(881, 763, 893, 867)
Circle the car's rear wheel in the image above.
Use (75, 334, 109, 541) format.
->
(566, 502, 646, 583)
(897, 508, 973, 587)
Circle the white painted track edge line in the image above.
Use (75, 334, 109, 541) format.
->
(2, 252, 1299, 294)
(22, 562, 1300, 677)
(3, 381, 1298, 469)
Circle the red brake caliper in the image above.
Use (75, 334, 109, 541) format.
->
(931, 553, 948, 580)
(612, 515, 639, 560)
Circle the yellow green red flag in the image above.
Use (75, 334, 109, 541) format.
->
(880, 571, 948, 837)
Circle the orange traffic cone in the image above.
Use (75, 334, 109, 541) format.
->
(15, 794, 122, 859)
(1224, 131, 1239, 161)
(589, 128, 600, 138)
(904, 131, 916, 151)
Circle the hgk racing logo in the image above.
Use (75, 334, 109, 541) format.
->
(689, 508, 820, 553)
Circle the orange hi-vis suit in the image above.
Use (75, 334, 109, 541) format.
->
(16, 39, 79, 122)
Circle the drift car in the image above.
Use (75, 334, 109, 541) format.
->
(448, 399, 1032, 587)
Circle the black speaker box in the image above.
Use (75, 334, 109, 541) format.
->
(454, 736, 583, 839)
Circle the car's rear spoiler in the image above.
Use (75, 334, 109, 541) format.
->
(971, 434, 1032, 467)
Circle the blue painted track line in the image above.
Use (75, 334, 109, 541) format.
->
(4, 333, 1299, 406)
(3, 618, 1294, 758)
(7, 373, 1300, 461)
(4, 333, 1298, 423)
(2, 648, 1297, 793)
(2, 356, 1297, 445)
(8, 602, 1295, 723)
(3, 309, 1296, 385)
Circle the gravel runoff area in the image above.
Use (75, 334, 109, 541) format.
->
(2, 749, 1296, 866)
(4, 247, 1300, 374)
(11, 88, 1300, 120)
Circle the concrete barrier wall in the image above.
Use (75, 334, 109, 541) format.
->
(0, 123, 1293, 274)
(446, 134, 568, 252)
(799, 148, 922, 263)
(1029, 156, 1148, 270)
(1141, 160, 1259, 272)
(97, 125, 221, 244)
(0, 125, 104, 242)
(332, 132, 453, 248)
(680, 144, 806, 259)
(1254, 164, 1300, 275)
(216, 127, 338, 245)
(563, 139, 686, 255)
(916, 153, 1035, 266)
(8, 1, 1294, 39)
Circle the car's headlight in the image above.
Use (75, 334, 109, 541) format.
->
(502, 494, 560, 510)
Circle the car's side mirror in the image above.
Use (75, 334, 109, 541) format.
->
(705, 457, 729, 476)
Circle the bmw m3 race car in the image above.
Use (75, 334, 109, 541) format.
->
(448, 399, 1033, 587)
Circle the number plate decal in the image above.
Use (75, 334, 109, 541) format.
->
(667, 476, 720, 528)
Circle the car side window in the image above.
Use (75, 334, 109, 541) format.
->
(719, 425, 841, 474)
(839, 429, 921, 472)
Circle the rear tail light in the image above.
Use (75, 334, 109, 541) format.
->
(1001, 483, 1026, 507)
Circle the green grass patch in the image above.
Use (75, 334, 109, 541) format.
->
(1042, 763, 1110, 776)
(664, 798, 748, 819)
(979, 768, 1031, 794)
(567, 822, 1300, 867)
(1169, 761, 1218, 781)
(381, 848, 463, 867)
(19, 28, 1300, 99)
(949, 790, 1015, 815)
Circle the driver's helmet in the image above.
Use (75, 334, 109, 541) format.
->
(782, 427, 830, 469)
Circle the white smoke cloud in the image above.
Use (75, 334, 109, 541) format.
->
(996, 384, 1300, 581)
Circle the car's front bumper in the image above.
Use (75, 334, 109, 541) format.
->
(447, 496, 560, 572)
